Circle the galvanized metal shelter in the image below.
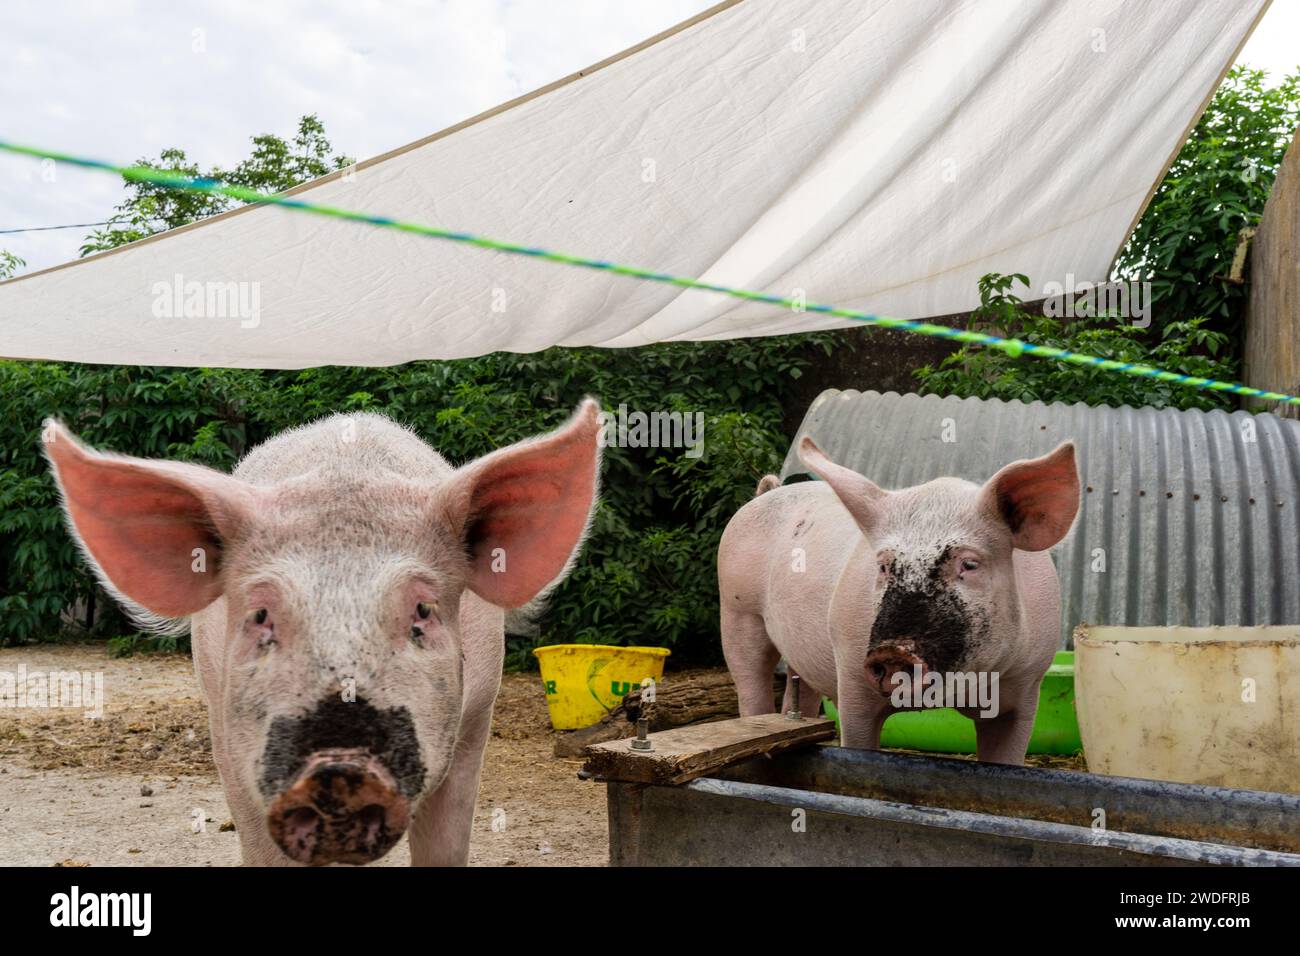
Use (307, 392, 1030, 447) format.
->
(780, 390, 1300, 645)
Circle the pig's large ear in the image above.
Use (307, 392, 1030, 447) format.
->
(442, 400, 601, 608)
(42, 420, 260, 622)
(980, 441, 1080, 551)
(796, 436, 885, 531)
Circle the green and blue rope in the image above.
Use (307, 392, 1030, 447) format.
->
(2, 138, 1296, 407)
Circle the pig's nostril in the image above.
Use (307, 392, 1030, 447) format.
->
(274, 805, 324, 864)
(286, 806, 321, 830)
(357, 804, 386, 842)
(865, 646, 927, 694)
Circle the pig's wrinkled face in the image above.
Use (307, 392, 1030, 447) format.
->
(218, 479, 467, 865)
(797, 438, 1079, 698)
(862, 479, 1013, 688)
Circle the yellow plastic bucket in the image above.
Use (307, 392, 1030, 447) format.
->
(533, 643, 670, 730)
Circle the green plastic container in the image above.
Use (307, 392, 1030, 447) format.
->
(821, 651, 1081, 755)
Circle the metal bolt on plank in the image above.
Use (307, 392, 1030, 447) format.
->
(785, 674, 802, 720)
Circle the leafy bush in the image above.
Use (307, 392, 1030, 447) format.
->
(0, 362, 255, 645)
(106, 632, 187, 658)
(1115, 66, 1300, 331)
(915, 273, 1237, 411)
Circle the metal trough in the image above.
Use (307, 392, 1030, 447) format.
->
(604, 745, 1300, 866)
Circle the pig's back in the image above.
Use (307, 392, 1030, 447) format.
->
(234, 413, 453, 485)
(720, 482, 863, 669)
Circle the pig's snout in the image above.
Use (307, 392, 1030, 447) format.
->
(267, 749, 409, 865)
(865, 643, 928, 696)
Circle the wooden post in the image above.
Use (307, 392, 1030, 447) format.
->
(1243, 125, 1300, 418)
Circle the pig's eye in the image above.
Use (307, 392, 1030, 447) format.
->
(410, 600, 438, 648)
(247, 607, 275, 651)
(960, 559, 979, 573)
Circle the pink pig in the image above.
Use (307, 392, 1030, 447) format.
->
(718, 438, 1079, 764)
(44, 402, 601, 865)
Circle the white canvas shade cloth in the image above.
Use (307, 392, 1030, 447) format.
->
(0, 0, 1272, 369)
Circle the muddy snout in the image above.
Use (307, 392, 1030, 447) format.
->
(267, 749, 409, 865)
(865, 642, 929, 695)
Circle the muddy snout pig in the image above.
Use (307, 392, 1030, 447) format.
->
(719, 438, 1079, 765)
(44, 401, 602, 865)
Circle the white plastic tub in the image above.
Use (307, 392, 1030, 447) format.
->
(1075, 624, 1300, 794)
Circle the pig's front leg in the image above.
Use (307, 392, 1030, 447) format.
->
(834, 675, 888, 751)
(407, 705, 493, 866)
(230, 789, 299, 866)
(209, 745, 298, 866)
(204, 708, 300, 864)
(208, 734, 293, 865)
(972, 688, 1039, 765)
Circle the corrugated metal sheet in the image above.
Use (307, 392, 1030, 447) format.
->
(780, 390, 1300, 647)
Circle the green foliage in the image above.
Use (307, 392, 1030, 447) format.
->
(0, 250, 24, 280)
(0, 361, 255, 644)
(0, 337, 837, 661)
(107, 632, 187, 658)
(915, 273, 1237, 411)
(219, 115, 354, 194)
(79, 148, 225, 255)
(1115, 66, 1300, 330)
(79, 115, 353, 256)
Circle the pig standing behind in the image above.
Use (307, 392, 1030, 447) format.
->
(45, 402, 602, 865)
(718, 438, 1079, 764)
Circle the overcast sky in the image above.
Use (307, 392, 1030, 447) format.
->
(2, 0, 1297, 275)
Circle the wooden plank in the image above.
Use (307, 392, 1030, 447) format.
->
(582, 714, 836, 785)
(555, 669, 785, 758)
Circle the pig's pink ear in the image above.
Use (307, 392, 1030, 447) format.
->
(42, 420, 259, 619)
(443, 400, 602, 608)
(797, 436, 885, 531)
(980, 441, 1080, 551)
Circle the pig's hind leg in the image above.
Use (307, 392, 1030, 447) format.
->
(721, 607, 781, 715)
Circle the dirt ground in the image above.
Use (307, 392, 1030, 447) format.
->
(0, 643, 607, 867)
(0, 643, 1087, 868)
